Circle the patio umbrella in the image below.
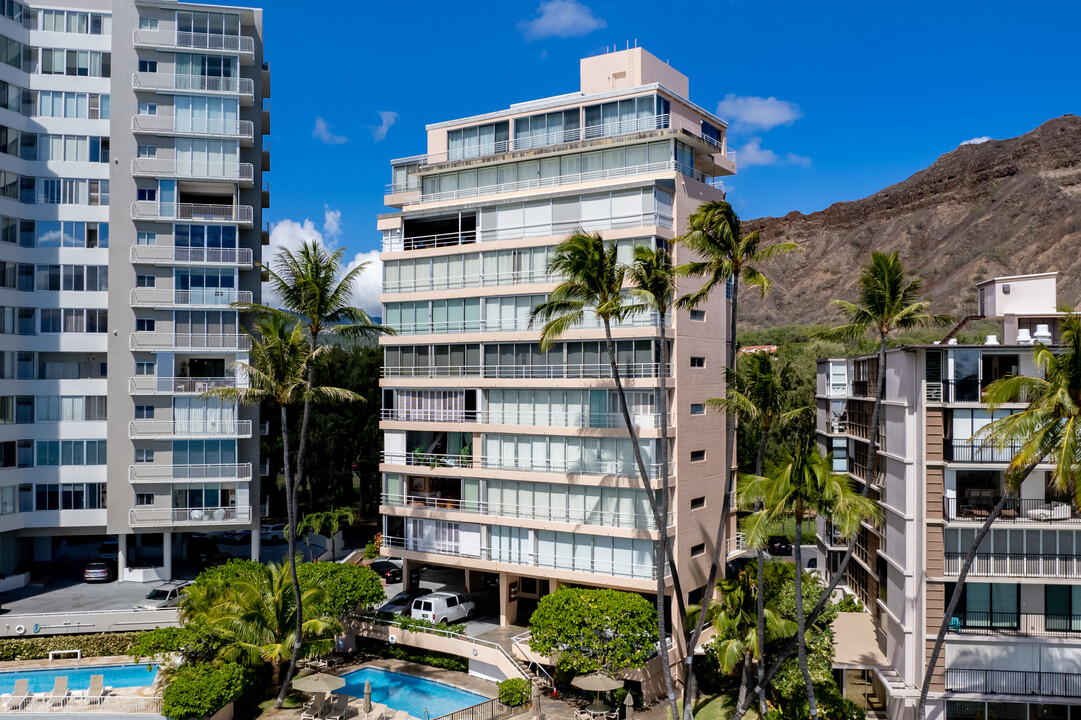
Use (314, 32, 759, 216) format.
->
(363, 679, 372, 713)
(292, 672, 346, 694)
(571, 674, 622, 692)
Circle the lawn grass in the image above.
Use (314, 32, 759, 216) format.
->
(671, 695, 760, 720)
(257, 693, 306, 715)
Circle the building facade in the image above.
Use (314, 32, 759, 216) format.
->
(817, 273, 1081, 720)
(0, 0, 267, 582)
(378, 48, 735, 628)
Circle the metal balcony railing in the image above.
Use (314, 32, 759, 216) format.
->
(380, 362, 667, 380)
(945, 496, 1081, 523)
(132, 72, 254, 98)
(944, 379, 1033, 404)
(130, 288, 253, 308)
(130, 245, 254, 267)
(386, 312, 668, 336)
(948, 440, 1025, 463)
(129, 505, 252, 527)
(383, 268, 553, 294)
(381, 493, 672, 529)
(380, 408, 672, 429)
(131, 158, 254, 184)
(132, 29, 255, 55)
(946, 668, 1081, 697)
(131, 114, 255, 140)
(381, 451, 670, 479)
(950, 611, 1081, 638)
(131, 201, 254, 226)
(944, 552, 1081, 579)
(128, 463, 252, 483)
(128, 420, 252, 439)
(129, 332, 252, 352)
(129, 376, 237, 395)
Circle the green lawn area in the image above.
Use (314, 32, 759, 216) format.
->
(671, 696, 760, 720)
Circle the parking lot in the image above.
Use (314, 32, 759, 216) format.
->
(378, 564, 501, 636)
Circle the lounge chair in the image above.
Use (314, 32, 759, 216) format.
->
(47, 676, 69, 707)
(300, 694, 326, 720)
(86, 675, 106, 705)
(5, 678, 28, 710)
(392, 710, 409, 720)
(325, 694, 352, 720)
(304, 692, 326, 710)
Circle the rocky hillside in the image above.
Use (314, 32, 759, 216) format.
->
(741, 115, 1081, 328)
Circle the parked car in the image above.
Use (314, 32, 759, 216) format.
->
(221, 530, 251, 545)
(134, 581, 190, 610)
(377, 587, 427, 618)
(260, 524, 286, 544)
(410, 592, 475, 624)
(767, 535, 793, 557)
(83, 559, 116, 583)
(369, 560, 402, 583)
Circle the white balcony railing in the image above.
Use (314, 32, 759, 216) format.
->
(129, 419, 252, 439)
(386, 311, 668, 336)
(131, 114, 255, 141)
(132, 29, 255, 55)
(132, 72, 254, 98)
(945, 552, 1081, 579)
(132, 158, 254, 184)
(380, 408, 673, 429)
(129, 332, 252, 352)
(129, 376, 237, 395)
(130, 505, 252, 527)
(381, 451, 671, 479)
(130, 288, 253, 309)
(130, 245, 254, 267)
(382, 493, 673, 530)
(380, 362, 667, 380)
(129, 463, 253, 483)
(131, 201, 254, 226)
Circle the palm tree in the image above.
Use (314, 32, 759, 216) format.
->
(918, 313, 1081, 719)
(203, 315, 359, 706)
(708, 351, 810, 715)
(625, 243, 680, 720)
(740, 444, 880, 720)
(181, 561, 342, 688)
(297, 507, 357, 561)
(675, 200, 800, 719)
(686, 568, 796, 712)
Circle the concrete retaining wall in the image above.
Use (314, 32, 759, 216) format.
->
(0, 608, 180, 637)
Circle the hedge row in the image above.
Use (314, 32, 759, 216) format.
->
(355, 637, 468, 673)
(0, 632, 145, 662)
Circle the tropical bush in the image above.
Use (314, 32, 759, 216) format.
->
(0, 632, 144, 661)
(497, 678, 532, 707)
(296, 561, 385, 618)
(354, 637, 467, 672)
(129, 622, 224, 665)
(162, 662, 253, 720)
(393, 615, 466, 636)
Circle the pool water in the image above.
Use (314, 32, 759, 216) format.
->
(339, 667, 486, 719)
(0, 663, 159, 694)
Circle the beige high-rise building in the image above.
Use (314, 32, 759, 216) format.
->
(378, 48, 736, 631)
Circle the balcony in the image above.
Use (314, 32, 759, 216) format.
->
(383, 267, 552, 294)
(130, 245, 254, 268)
(944, 552, 1081, 580)
(945, 668, 1081, 698)
(132, 158, 254, 187)
(129, 332, 252, 352)
(945, 496, 1081, 524)
(950, 611, 1081, 638)
(948, 440, 1024, 463)
(381, 362, 667, 380)
(387, 312, 667, 336)
(130, 288, 253, 309)
(129, 505, 252, 527)
(129, 376, 237, 396)
(128, 463, 252, 483)
(131, 201, 254, 227)
(132, 72, 254, 105)
(382, 493, 670, 530)
(131, 30, 255, 62)
(380, 451, 671, 479)
(941, 379, 1033, 405)
(380, 408, 672, 430)
(132, 115, 254, 145)
(128, 419, 252, 439)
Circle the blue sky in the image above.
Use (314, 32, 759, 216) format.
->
(240, 0, 1080, 311)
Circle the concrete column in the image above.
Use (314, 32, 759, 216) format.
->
(163, 531, 172, 580)
(250, 527, 261, 563)
(117, 534, 127, 583)
(498, 572, 519, 626)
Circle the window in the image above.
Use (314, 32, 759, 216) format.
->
(137, 145, 156, 158)
(138, 102, 157, 116)
(690, 356, 705, 368)
(137, 59, 157, 73)
(690, 310, 706, 321)
(137, 231, 156, 246)
(690, 450, 706, 462)
(139, 18, 158, 31)
(136, 318, 156, 333)
(690, 543, 706, 557)
(690, 496, 706, 510)
(135, 362, 155, 376)
(135, 449, 154, 463)
(135, 493, 154, 506)
(136, 275, 155, 288)
(690, 403, 705, 415)
(135, 405, 154, 419)
(137, 188, 156, 202)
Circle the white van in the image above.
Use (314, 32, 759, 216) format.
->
(410, 592, 476, 624)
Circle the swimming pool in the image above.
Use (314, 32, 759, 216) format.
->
(0, 663, 159, 694)
(339, 667, 486, 719)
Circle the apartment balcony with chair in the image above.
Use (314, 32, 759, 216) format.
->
(132, 29, 255, 62)
(129, 332, 252, 352)
(129, 376, 238, 396)
(129, 505, 252, 527)
(131, 201, 254, 227)
(132, 72, 254, 104)
(129, 288, 252, 309)
(128, 463, 252, 484)
(945, 496, 1080, 524)
(131, 158, 254, 187)
(131, 115, 255, 145)
(128, 419, 252, 439)
(130, 245, 253, 268)
(945, 668, 1081, 698)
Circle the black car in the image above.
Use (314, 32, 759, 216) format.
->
(369, 560, 403, 583)
(767, 535, 793, 557)
(377, 587, 427, 618)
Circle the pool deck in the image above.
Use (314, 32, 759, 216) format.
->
(0, 655, 163, 696)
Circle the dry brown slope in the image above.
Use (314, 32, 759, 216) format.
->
(741, 115, 1081, 328)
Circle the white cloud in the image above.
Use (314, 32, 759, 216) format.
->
(960, 136, 991, 146)
(370, 111, 398, 142)
(342, 249, 383, 318)
(736, 138, 811, 169)
(323, 206, 342, 241)
(312, 117, 348, 145)
(518, 0, 605, 41)
(716, 94, 803, 131)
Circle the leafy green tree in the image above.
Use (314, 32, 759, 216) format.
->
(161, 662, 255, 720)
(297, 507, 356, 561)
(919, 313, 1081, 719)
(129, 622, 224, 666)
(675, 200, 800, 720)
(528, 587, 657, 676)
(296, 561, 385, 619)
(740, 445, 879, 720)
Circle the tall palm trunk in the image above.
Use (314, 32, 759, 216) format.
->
(792, 508, 817, 720)
(738, 650, 752, 711)
(754, 429, 768, 717)
(684, 277, 740, 720)
(275, 405, 302, 707)
(654, 309, 679, 720)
